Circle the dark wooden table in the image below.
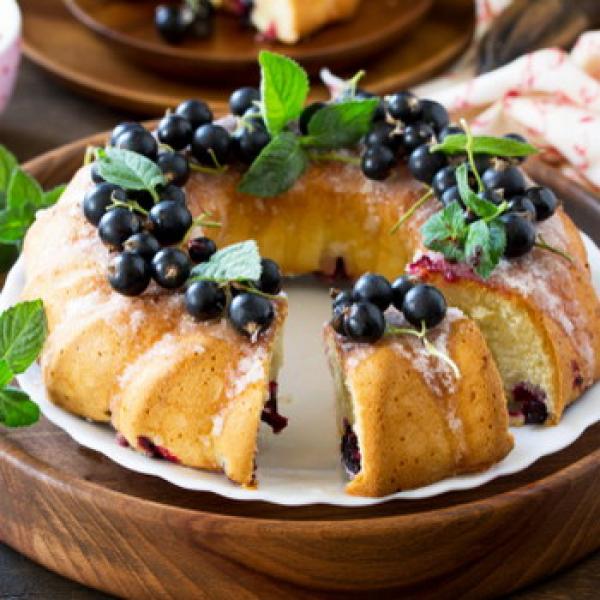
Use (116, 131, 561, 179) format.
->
(0, 59, 599, 600)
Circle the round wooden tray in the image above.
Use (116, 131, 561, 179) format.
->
(21, 0, 474, 115)
(63, 0, 433, 81)
(0, 133, 599, 598)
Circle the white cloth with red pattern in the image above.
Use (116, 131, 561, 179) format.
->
(417, 0, 600, 190)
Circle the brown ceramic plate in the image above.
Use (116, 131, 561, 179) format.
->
(21, 0, 475, 115)
(63, 0, 433, 81)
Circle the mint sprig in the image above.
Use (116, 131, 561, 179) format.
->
(0, 299, 47, 428)
(96, 147, 166, 203)
(237, 54, 376, 197)
(190, 240, 262, 283)
(0, 147, 65, 272)
(259, 51, 309, 137)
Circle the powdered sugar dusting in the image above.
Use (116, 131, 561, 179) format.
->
(226, 347, 267, 398)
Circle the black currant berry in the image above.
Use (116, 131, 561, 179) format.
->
(420, 99, 449, 133)
(159, 184, 186, 204)
(229, 87, 260, 117)
(156, 152, 190, 187)
(123, 232, 161, 262)
(114, 128, 158, 160)
(107, 252, 151, 296)
(482, 164, 526, 198)
(343, 301, 385, 343)
(391, 275, 414, 310)
(509, 195, 536, 220)
(188, 236, 217, 263)
(441, 185, 462, 207)
(526, 186, 558, 222)
(149, 200, 192, 245)
(432, 165, 456, 197)
(83, 183, 126, 226)
(361, 145, 396, 180)
(385, 91, 422, 123)
(401, 284, 447, 329)
(299, 102, 325, 135)
(353, 273, 392, 311)
(185, 280, 226, 320)
(192, 124, 232, 166)
(110, 122, 144, 146)
(234, 127, 271, 163)
(501, 213, 536, 258)
(474, 154, 492, 174)
(258, 258, 282, 294)
(151, 248, 191, 289)
(175, 99, 213, 129)
(98, 208, 142, 249)
(157, 114, 193, 150)
(228, 293, 275, 338)
(364, 122, 403, 154)
(331, 290, 353, 334)
(403, 123, 435, 153)
(91, 162, 104, 184)
(408, 144, 448, 184)
(155, 5, 190, 44)
(478, 188, 503, 205)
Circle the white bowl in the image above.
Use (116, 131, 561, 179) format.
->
(0, 0, 21, 114)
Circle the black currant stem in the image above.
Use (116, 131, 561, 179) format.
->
(535, 235, 574, 263)
(189, 160, 228, 175)
(460, 118, 484, 193)
(233, 283, 280, 300)
(159, 142, 175, 153)
(348, 69, 366, 96)
(386, 321, 460, 378)
(307, 151, 361, 165)
(390, 188, 434, 234)
(110, 198, 149, 216)
(193, 215, 222, 229)
(83, 145, 97, 166)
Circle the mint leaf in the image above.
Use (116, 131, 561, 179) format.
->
(259, 51, 309, 136)
(464, 219, 506, 278)
(0, 387, 40, 428)
(421, 201, 468, 262)
(41, 184, 66, 208)
(0, 211, 30, 244)
(0, 145, 18, 197)
(238, 132, 308, 197)
(0, 299, 47, 374)
(488, 220, 506, 269)
(97, 147, 165, 197)
(190, 240, 262, 282)
(455, 163, 497, 219)
(0, 359, 13, 388)
(6, 169, 43, 222)
(304, 99, 379, 149)
(0, 245, 19, 272)
(432, 134, 538, 157)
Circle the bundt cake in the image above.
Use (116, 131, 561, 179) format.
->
(19, 51, 600, 496)
(324, 307, 513, 497)
(215, 0, 362, 43)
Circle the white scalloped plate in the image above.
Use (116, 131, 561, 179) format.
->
(3, 235, 600, 507)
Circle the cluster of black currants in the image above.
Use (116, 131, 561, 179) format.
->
(155, 0, 214, 44)
(426, 138, 559, 259)
(360, 91, 450, 181)
(331, 273, 447, 344)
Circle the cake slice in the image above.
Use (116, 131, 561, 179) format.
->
(324, 307, 513, 497)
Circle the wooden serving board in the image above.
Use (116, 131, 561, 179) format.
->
(0, 133, 599, 599)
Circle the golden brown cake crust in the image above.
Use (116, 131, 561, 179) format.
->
(325, 314, 514, 497)
(21, 167, 286, 486)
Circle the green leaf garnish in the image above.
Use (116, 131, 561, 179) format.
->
(6, 169, 43, 221)
(302, 98, 379, 149)
(190, 240, 262, 283)
(0, 299, 47, 428)
(431, 134, 538, 158)
(259, 50, 309, 136)
(0, 145, 18, 203)
(238, 132, 308, 197)
(41, 184, 67, 209)
(455, 163, 498, 219)
(421, 201, 468, 262)
(0, 387, 40, 428)
(0, 299, 47, 374)
(96, 147, 165, 202)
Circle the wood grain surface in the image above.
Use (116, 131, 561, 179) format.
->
(20, 0, 474, 114)
(64, 0, 433, 80)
